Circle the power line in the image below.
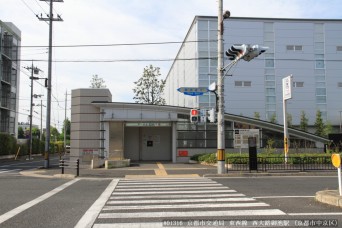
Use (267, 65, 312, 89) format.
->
(8, 40, 218, 48)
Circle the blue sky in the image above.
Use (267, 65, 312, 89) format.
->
(1, 0, 341, 131)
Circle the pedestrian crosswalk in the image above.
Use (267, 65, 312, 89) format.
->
(0, 169, 22, 176)
(92, 178, 285, 228)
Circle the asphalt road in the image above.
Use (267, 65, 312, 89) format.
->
(0, 161, 341, 227)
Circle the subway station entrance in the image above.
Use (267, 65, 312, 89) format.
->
(124, 123, 172, 161)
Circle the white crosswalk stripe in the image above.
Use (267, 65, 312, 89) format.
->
(92, 178, 286, 228)
(0, 169, 22, 175)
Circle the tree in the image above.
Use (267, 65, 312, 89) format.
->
(50, 127, 60, 142)
(254, 112, 260, 119)
(90, 74, 106, 88)
(18, 127, 24, 139)
(314, 110, 325, 137)
(133, 65, 166, 105)
(32, 127, 40, 139)
(60, 118, 71, 141)
(299, 110, 308, 132)
(270, 113, 277, 123)
(287, 113, 293, 128)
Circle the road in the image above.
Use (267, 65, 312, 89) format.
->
(0, 161, 341, 227)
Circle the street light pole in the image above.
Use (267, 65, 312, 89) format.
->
(29, 62, 34, 160)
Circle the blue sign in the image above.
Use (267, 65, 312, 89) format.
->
(177, 87, 208, 96)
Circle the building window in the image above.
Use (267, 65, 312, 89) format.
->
(235, 81, 251, 87)
(337, 46, 342, 52)
(293, 82, 304, 87)
(286, 45, 303, 51)
(338, 82, 342, 87)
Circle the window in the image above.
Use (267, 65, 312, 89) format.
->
(286, 45, 303, 51)
(337, 46, 342, 52)
(265, 59, 274, 68)
(338, 82, 342, 87)
(293, 82, 304, 87)
(235, 81, 251, 87)
(315, 60, 325, 69)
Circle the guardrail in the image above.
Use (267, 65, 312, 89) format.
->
(59, 159, 79, 176)
(226, 156, 335, 172)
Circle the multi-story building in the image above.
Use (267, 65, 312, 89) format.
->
(165, 16, 342, 129)
(0, 21, 21, 137)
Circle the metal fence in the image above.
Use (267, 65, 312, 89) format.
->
(226, 156, 335, 172)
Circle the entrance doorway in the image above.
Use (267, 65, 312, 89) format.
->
(124, 126, 171, 161)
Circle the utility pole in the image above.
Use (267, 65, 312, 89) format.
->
(217, 0, 227, 174)
(37, 0, 63, 168)
(64, 90, 69, 152)
(25, 62, 41, 160)
(36, 100, 46, 141)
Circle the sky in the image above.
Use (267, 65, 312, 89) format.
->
(1, 0, 342, 132)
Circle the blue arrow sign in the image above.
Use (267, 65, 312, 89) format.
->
(177, 87, 208, 96)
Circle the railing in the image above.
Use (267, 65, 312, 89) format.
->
(226, 156, 334, 172)
(59, 159, 79, 176)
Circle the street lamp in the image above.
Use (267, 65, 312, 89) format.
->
(216, 1, 268, 174)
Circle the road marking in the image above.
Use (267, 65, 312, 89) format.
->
(0, 169, 22, 174)
(288, 212, 342, 216)
(121, 178, 206, 183)
(112, 189, 236, 195)
(115, 186, 229, 191)
(107, 197, 256, 204)
(103, 202, 269, 210)
(126, 174, 200, 178)
(253, 196, 314, 199)
(110, 193, 245, 200)
(0, 179, 79, 225)
(116, 183, 223, 188)
(98, 209, 286, 219)
(93, 223, 162, 228)
(75, 179, 119, 228)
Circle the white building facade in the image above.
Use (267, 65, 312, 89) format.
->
(164, 16, 342, 128)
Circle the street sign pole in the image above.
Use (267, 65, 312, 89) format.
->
(282, 75, 292, 164)
(331, 153, 342, 196)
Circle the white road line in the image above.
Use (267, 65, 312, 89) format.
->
(288, 212, 342, 216)
(112, 189, 236, 195)
(93, 223, 163, 228)
(103, 202, 269, 210)
(74, 179, 119, 228)
(0, 179, 79, 225)
(107, 197, 256, 204)
(253, 196, 314, 199)
(98, 209, 286, 219)
(110, 193, 245, 200)
(121, 179, 210, 183)
(119, 181, 215, 185)
(0, 169, 21, 173)
(115, 186, 228, 191)
(116, 183, 223, 188)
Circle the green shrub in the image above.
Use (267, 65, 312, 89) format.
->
(0, 133, 17, 155)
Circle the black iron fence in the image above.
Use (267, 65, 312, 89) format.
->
(226, 156, 335, 172)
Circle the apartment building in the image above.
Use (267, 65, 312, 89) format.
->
(0, 21, 21, 137)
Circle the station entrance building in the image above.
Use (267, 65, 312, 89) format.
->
(71, 88, 329, 163)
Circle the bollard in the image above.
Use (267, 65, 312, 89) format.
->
(61, 159, 64, 174)
(76, 159, 79, 176)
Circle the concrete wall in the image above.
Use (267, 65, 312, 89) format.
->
(70, 88, 112, 161)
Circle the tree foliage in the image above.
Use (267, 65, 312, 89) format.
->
(133, 65, 166, 105)
(254, 112, 260, 119)
(314, 110, 325, 137)
(299, 110, 309, 132)
(18, 127, 24, 139)
(90, 74, 106, 88)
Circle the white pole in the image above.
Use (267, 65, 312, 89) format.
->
(217, 0, 226, 174)
(338, 167, 342, 196)
(283, 99, 288, 163)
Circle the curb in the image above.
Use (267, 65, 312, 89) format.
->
(315, 190, 342, 208)
(204, 172, 336, 178)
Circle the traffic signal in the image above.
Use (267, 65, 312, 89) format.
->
(190, 109, 200, 123)
(225, 44, 247, 61)
(207, 108, 216, 123)
(242, 45, 268, 62)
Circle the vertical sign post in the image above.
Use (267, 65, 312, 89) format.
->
(331, 154, 342, 196)
(282, 75, 293, 163)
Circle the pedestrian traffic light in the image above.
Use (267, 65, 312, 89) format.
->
(225, 44, 247, 61)
(207, 108, 216, 123)
(190, 109, 200, 123)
